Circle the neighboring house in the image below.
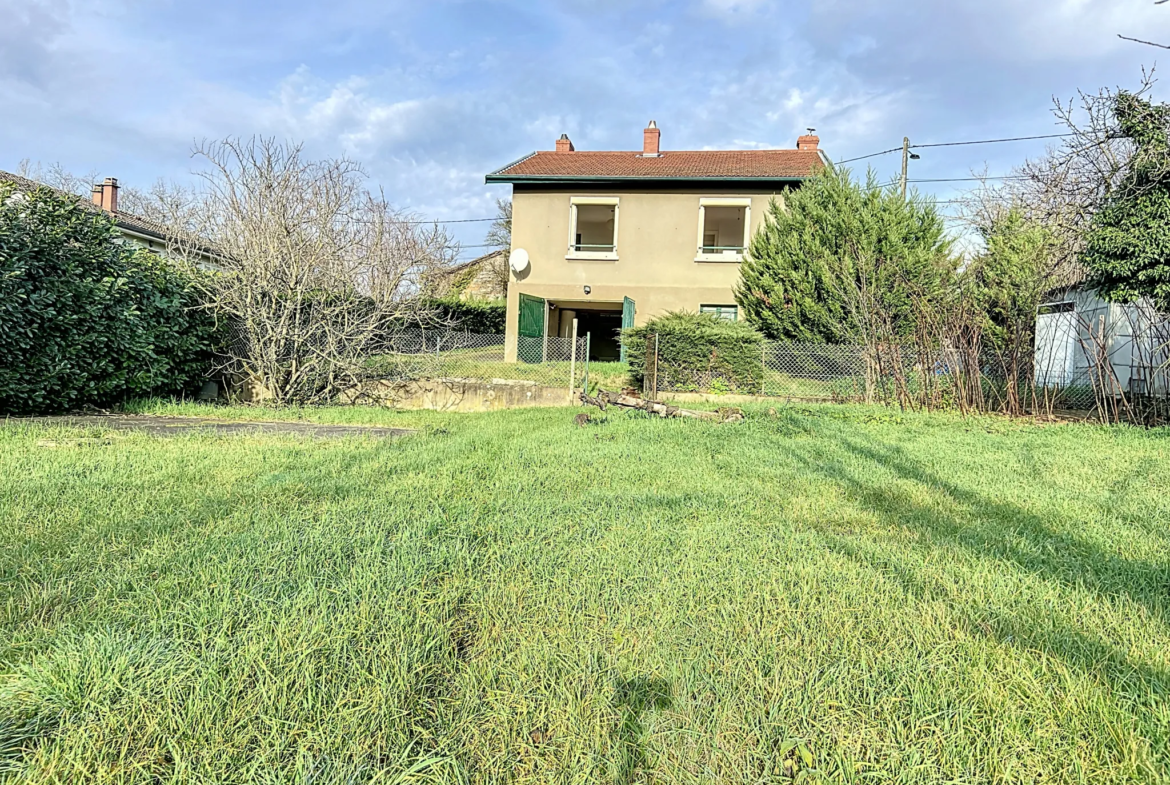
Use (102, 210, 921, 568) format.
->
(485, 121, 827, 362)
(429, 249, 508, 301)
(1035, 281, 1169, 396)
(0, 171, 216, 264)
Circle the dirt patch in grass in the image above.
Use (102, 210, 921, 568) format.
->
(6, 414, 414, 439)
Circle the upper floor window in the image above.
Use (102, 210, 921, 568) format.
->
(567, 197, 619, 261)
(696, 198, 751, 262)
(700, 304, 738, 322)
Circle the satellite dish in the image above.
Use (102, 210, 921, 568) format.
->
(509, 248, 530, 274)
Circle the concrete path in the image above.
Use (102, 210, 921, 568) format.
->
(6, 414, 414, 439)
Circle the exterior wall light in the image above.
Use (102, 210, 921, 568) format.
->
(584, 285, 591, 295)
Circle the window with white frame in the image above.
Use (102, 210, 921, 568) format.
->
(700, 304, 738, 321)
(567, 197, 619, 260)
(696, 198, 751, 262)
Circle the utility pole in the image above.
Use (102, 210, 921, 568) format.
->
(900, 137, 921, 200)
(901, 136, 910, 200)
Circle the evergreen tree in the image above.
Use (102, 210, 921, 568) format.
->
(1082, 92, 1170, 309)
(735, 167, 954, 342)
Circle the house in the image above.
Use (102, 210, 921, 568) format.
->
(0, 171, 216, 263)
(1035, 281, 1169, 397)
(427, 249, 508, 301)
(485, 121, 827, 362)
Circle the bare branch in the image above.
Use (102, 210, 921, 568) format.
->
(167, 136, 454, 403)
(1119, 34, 1170, 49)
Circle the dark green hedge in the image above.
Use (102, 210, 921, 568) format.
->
(623, 311, 764, 393)
(426, 297, 506, 334)
(0, 181, 220, 414)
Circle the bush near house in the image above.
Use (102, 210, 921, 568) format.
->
(624, 311, 764, 393)
(0, 181, 219, 414)
(426, 297, 507, 334)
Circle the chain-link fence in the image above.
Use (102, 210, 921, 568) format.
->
(371, 329, 592, 390)
(644, 335, 1112, 411)
(220, 320, 1139, 414)
(371, 330, 1111, 409)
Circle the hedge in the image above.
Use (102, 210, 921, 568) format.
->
(623, 311, 764, 393)
(0, 181, 220, 414)
(425, 297, 506, 334)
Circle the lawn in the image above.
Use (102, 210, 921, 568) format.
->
(2, 402, 1168, 783)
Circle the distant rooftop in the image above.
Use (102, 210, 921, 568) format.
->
(0, 170, 193, 247)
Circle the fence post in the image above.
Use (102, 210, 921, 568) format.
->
(569, 318, 579, 402)
(653, 333, 659, 399)
(644, 332, 659, 399)
(761, 341, 766, 396)
(583, 332, 591, 394)
(542, 305, 549, 364)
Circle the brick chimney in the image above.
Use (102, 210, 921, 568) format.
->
(555, 133, 575, 153)
(92, 177, 119, 213)
(796, 132, 820, 152)
(642, 120, 661, 157)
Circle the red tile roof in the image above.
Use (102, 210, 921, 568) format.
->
(487, 149, 826, 182)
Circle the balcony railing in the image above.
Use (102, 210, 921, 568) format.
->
(700, 245, 744, 254)
(573, 243, 616, 253)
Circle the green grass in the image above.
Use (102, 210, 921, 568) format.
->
(2, 402, 1169, 783)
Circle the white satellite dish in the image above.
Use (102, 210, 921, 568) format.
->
(509, 248, 530, 274)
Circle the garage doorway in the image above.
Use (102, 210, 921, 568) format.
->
(546, 300, 624, 362)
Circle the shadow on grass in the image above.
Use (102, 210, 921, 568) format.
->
(787, 427, 1170, 689)
(613, 676, 672, 785)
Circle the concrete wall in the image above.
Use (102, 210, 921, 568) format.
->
(504, 185, 788, 361)
(346, 379, 575, 412)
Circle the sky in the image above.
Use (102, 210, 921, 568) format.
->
(1, 0, 1166, 256)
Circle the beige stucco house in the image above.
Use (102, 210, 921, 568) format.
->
(429, 249, 508, 301)
(486, 121, 827, 362)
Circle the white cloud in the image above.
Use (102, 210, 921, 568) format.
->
(699, 0, 771, 17)
(2, 0, 1163, 232)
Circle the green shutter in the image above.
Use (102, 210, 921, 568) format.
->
(518, 294, 546, 364)
(620, 296, 635, 363)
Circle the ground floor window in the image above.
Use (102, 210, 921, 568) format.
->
(700, 304, 738, 322)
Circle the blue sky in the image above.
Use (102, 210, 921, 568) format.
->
(1, 0, 1165, 254)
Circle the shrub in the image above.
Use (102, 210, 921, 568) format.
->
(0, 181, 220, 414)
(427, 297, 506, 334)
(624, 311, 764, 393)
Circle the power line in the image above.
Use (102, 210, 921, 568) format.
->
(403, 217, 495, 225)
(834, 147, 904, 165)
(910, 133, 1074, 150)
(835, 132, 1076, 168)
(907, 176, 1027, 183)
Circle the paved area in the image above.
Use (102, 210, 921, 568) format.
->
(6, 414, 414, 439)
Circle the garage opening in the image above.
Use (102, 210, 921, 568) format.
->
(547, 301, 624, 362)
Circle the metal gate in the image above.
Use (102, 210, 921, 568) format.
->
(620, 296, 635, 363)
(518, 294, 546, 364)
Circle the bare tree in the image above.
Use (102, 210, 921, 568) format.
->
(173, 137, 457, 404)
(16, 160, 100, 198)
(959, 70, 1158, 283)
(482, 197, 512, 294)
(15, 159, 202, 232)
